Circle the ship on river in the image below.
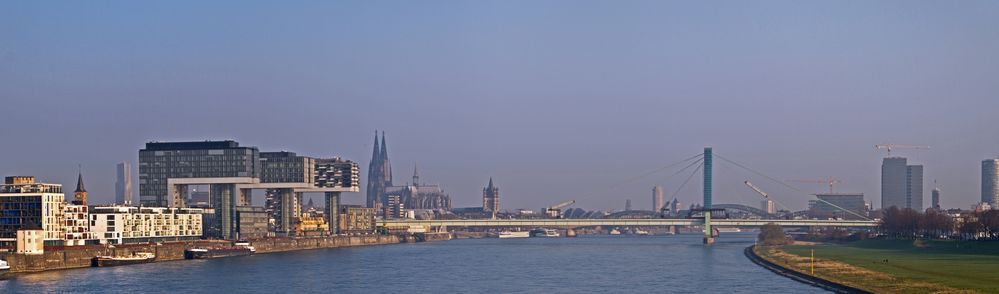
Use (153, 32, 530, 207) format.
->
(185, 241, 256, 259)
(92, 252, 156, 267)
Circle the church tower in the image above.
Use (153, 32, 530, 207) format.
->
(366, 131, 395, 208)
(73, 170, 88, 205)
(482, 178, 499, 212)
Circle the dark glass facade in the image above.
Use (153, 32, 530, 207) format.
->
(139, 141, 260, 207)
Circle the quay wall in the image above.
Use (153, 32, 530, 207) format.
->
(0, 235, 403, 273)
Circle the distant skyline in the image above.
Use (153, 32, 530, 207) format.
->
(3, 1, 999, 211)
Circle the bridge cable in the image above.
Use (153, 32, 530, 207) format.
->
(667, 159, 704, 206)
(608, 153, 703, 189)
(713, 153, 871, 221)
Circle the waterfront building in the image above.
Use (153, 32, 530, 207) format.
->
(235, 206, 270, 239)
(809, 193, 867, 220)
(115, 162, 133, 205)
(137, 140, 359, 240)
(881, 157, 923, 210)
(983, 159, 999, 207)
(89, 206, 204, 244)
(338, 205, 376, 234)
(653, 186, 664, 212)
(385, 194, 404, 219)
(0, 176, 66, 247)
(16, 230, 44, 254)
(63, 204, 94, 246)
(483, 178, 499, 213)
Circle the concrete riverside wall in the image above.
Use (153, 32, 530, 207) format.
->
(744, 245, 871, 294)
(0, 235, 401, 273)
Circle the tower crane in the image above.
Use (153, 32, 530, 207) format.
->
(875, 144, 930, 156)
(790, 177, 842, 194)
(545, 200, 575, 219)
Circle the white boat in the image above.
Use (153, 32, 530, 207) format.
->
(0, 259, 9, 278)
(633, 229, 651, 235)
(609, 228, 622, 235)
(498, 231, 530, 238)
(530, 228, 560, 237)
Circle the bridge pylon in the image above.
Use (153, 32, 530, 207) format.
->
(703, 147, 714, 245)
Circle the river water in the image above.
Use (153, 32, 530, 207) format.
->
(0, 233, 824, 293)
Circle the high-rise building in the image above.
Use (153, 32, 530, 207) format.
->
(761, 199, 775, 214)
(483, 178, 499, 212)
(931, 188, 941, 209)
(809, 193, 868, 220)
(115, 162, 133, 205)
(982, 159, 999, 207)
(881, 157, 923, 210)
(625, 199, 632, 211)
(139, 141, 260, 207)
(0, 176, 66, 247)
(653, 186, 664, 212)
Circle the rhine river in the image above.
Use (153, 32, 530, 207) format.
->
(0, 233, 824, 293)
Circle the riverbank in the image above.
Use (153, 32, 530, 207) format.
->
(754, 239, 999, 293)
(1, 233, 450, 273)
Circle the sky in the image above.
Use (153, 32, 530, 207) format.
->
(2, 1, 999, 212)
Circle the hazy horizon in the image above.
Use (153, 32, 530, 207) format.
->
(3, 1, 999, 211)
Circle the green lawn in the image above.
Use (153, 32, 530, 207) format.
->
(784, 239, 999, 293)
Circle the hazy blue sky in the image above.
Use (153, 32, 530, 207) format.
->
(2, 1, 998, 211)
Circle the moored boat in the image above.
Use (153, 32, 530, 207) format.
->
(92, 252, 155, 267)
(185, 241, 256, 259)
(498, 231, 530, 238)
(0, 259, 10, 278)
(530, 228, 560, 238)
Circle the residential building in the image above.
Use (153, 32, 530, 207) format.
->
(483, 178, 499, 213)
(983, 159, 999, 207)
(0, 176, 66, 247)
(89, 206, 204, 244)
(761, 199, 776, 215)
(809, 193, 868, 220)
(115, 162, 133, 205)
(881, 157, 923, 210)
(385, 194, 404, 219)
(63, 204, 94, 246)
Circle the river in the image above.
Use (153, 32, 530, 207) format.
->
(0, 233, 825, 293)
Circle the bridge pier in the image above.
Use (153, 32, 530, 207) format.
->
(703, 147, 713, 245)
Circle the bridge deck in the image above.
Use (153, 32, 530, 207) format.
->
(380, 219, 877, 228)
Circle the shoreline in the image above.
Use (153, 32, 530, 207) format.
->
(1, 232, 451, 274)
(744, 245, 871, 294)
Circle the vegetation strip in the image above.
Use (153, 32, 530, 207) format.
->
(745, 245, 871, 294)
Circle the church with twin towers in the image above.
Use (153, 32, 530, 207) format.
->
(366, 132, 452, 213)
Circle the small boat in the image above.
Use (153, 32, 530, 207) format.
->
(530, 228, 560, 238)
(609, 228, 622, 235)
(498, 231, 530, 238)
(633, 229, 651, 236)
(0, 259, 10, 278)
(185, 241, 256, 259)
(93, 252, 155, 267)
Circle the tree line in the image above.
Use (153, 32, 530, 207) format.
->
(880, 207, 999, 240)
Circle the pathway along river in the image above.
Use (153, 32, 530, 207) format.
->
(0, 233, 825, 293)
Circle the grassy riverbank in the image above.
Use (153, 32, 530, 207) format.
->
(764, 239, 999, 293)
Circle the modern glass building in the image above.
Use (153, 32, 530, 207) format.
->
(881, 157, 923, 211)
(0, 176, 66, 246)
(139, 141, 260, 207)
(983, 159, 999, 207)
(809, 193, 867, 220)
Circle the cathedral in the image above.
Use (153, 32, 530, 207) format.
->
(367, 132, 452, 211)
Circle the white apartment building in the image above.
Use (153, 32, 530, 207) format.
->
(90, 206, 205, 244)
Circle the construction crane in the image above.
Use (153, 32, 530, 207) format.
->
(875, 144, 930, 156)
(790, 177, 842, 193)
(545, 200, 575, 219)
(744, 181, 775, 215)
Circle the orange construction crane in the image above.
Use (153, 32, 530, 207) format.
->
(874, 144, 930, 156)
(790, 177, 841, 194)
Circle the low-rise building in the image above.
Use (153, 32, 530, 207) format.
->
(338, 205, 376, 234)
(809, 193, 868, 220)
(89, 206, 204, 244)
(63, 204, 95, 246)
(235, 206, 270, 239)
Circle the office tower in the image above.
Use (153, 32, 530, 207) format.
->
(115, 162, 133, 205)
(881, 157, 923, 211)
(0, 176, 66, 246)
(625, 199, 632, 211)
(983, 159, 999, 207)
(931, 188, 941, 209)
(653, 186, 664, 212)
(483, 178, 499, 212)
(761, 199, 775, 214)
(139, 141, 260, 207)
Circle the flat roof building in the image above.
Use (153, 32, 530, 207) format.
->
(0, 177, 66, 246)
